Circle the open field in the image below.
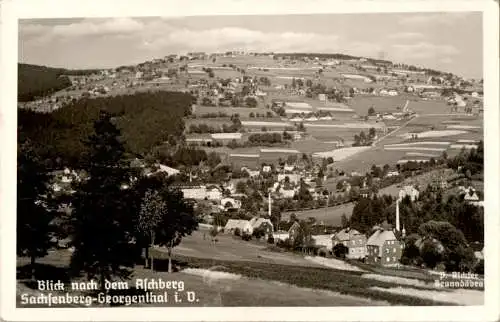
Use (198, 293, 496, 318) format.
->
(282, 203, 354, 226)
(193, 105, 272, 117)
(347, 95, 451, 115)
(291, 138, 343, 154)
(170, 229, 321, 267)
(313, 146, 371, 160)
(164, 255, 475, 306)
(399, 130, 468, 139)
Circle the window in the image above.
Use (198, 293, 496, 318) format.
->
(385, 248, 389, 254)
(392, 257, 396, 262)
(386, 257, 390, 262)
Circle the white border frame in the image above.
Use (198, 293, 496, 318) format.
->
(1, 0, 499, 321)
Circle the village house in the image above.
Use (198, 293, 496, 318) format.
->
(261, 165, 272, 173)
(312, 234, 334, 250)
(332, 228, 367, 259)
(220, 197, 242, 210)
(249, 217, 274, 236)
(149, 164, 180, 177)
(224, 219, 253, 235)
(180, 184, 222, 201)
(365, 228, 403, 266)
(241, 167, 260, 178)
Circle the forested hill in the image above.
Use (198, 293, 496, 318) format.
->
(18, 63, 101, 102)
(19, 91, 196, 167)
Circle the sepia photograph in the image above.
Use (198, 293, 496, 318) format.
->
(1, 0, 499, 321)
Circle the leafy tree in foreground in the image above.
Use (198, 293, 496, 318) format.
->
(17, 139, 55, 279)
(70, 112, 135, 291)
(138, 190, 166, 270)
(153, 187, 198, 273)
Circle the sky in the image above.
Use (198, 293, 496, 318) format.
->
(18, 12, 483, 78)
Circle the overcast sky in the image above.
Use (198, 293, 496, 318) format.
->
(19, 12, 483, 78)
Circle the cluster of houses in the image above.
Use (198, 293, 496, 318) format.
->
(271, 223, 404, 266)
(224, 217, 274, 236)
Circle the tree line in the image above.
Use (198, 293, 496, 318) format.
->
(18, 63, 102, 102)
(19, 91, 195, 167)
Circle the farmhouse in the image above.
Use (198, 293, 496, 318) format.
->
(206, 185, 223, 200)
(249, 217, 274, 235)
(332, 228, 367, 259)
(224, 219, 253, 235)
(221, 197, 242, 210)
(273, 231, 290, 242)
(181, 185, 207, 200)
(312, 234, 334, 249)
(151, 164, 180, 177)
(180, 185, 222, 201)
(365, 229, 403, 266)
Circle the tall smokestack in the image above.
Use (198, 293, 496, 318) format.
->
(396, 199, 400, 232)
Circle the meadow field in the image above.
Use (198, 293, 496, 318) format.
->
(281, 202, 354, 226)
(193, 105, 273, 118)
(347, 95, 451, 116)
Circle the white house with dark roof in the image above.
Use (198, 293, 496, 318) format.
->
(224, 219, 253, 235)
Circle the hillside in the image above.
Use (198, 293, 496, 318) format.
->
(18, 90, 196, 166)
(18, 63, 102, 102)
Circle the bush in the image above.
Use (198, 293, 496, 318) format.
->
(318, 247, 329, 257)
(333, 243, 349, 258)
(242, 233, 252, 241)
(234, 228, 241, 236)
(267, 236, 275, 244)
(277, 238, 292, 249)
(474, 259, 484, 275)
(253, 227, 265, 239)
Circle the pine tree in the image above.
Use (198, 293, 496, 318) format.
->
(17, 139, 55, 279)
(69, 111, 135, 291)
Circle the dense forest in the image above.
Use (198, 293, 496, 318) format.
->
(19, 91, 196, 167)
(18, 63, 102, 102)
